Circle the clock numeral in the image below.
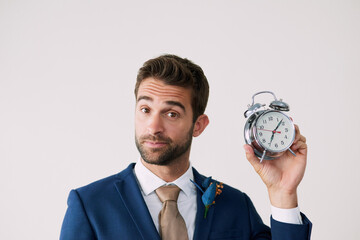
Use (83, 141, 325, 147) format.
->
(275, 143, 278, 148)
(259, 132, 263, 137)
(284, 135, 288, 139)
(268, 116, 273, 121)
(262, 139, 266, 143)
(285, 128, 288, 132)
(260, 125, 264, 130)
(281, 141, 284, 145)
(263, 119, 267, 124)
(282, 121, 285, 126)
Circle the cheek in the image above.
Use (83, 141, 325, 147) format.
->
(169, 122, 193, 138)
(135, 116, 145, 133)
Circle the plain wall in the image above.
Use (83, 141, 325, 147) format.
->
(1, 0, 359, 239)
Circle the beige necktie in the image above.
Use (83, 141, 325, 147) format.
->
(155, 185, 189, 240)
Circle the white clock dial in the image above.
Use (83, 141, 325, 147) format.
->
(254, 111, 295, 152)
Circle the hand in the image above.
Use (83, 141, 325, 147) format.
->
(244, 124, 307, 208)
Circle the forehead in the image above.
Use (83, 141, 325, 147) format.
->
(137, 78, 192, 105)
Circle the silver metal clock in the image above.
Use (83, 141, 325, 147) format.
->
(244, 91, 296, 162)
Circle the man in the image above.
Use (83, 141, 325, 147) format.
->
(60, 54, 312, 240)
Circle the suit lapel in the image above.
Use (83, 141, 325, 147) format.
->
(114, 163, 160, 240)
(192, 168, 215, 240)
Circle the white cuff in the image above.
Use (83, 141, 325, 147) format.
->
(271, 205, 303, 225)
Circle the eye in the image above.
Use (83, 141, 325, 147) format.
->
(141, 107, 150, 113)
(167, 112, 179, 118)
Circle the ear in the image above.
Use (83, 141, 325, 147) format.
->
(192, 114, 210, 137)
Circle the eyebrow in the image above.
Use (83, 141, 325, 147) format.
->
(137, 95, 152, 102)
(137, 95, 186, 112)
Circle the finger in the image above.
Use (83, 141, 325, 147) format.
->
(298, 141, 308, 155)
(244, 144, 262, 173)
(299, 134, 306, 143)
(290, 140, 308, 155)
(293, 134, 306, 147)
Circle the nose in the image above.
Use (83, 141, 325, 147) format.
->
(147, 113, 164, 135)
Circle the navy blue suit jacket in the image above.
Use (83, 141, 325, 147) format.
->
(60, 163, 312, 239)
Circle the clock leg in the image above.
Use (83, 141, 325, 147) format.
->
(288, 148, 296, 156)
(260, 150, 267, 163)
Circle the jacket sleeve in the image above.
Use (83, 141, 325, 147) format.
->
(60, 190, 96, 240)
(270, 213, 312, 240)
(244, 194, 312, 240)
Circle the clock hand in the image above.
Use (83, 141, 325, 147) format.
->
(257, 128, 281, 134)
(269, 133, 275, 146)
(269, 119, 283, 146)
(274, 119, 283, 132)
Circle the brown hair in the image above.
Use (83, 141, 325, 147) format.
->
(135, 54, 209, 122)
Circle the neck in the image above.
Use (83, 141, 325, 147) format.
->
(141, 157, 190, 182)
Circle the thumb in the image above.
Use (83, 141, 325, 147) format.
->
(244, 144, 262, 173)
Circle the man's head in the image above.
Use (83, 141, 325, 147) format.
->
(135, 54, 209, 123)
(134, 55, 210, 167)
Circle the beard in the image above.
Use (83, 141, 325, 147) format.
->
(135, 126, 194, 166)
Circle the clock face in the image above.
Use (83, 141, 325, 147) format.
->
(254, 111, 295, 152)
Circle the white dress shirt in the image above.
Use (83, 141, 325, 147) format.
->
(133, 159, 302, 240)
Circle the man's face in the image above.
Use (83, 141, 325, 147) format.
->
(135, 78, 195, 166)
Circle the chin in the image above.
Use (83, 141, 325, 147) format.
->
(142, 155, 175, 166)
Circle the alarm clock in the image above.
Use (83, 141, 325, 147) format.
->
(244, 91, 296, 162)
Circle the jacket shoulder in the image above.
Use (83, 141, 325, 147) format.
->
(75, 163, 135, 198)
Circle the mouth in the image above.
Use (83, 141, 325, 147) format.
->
(143, 141, 168, 148)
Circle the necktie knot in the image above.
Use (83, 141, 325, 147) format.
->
(155, 185, 181, 203)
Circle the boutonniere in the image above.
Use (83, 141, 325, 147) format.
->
(190, 177, 223, 218)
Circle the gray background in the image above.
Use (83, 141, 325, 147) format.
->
(1, 0, 359, 239)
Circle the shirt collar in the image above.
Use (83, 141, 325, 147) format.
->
(134, 159, 195, 197)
